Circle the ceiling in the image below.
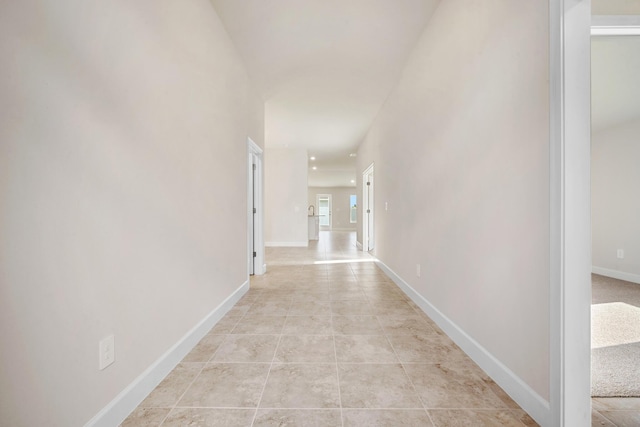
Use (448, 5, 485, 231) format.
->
(592, 36, 640, 133)
(208, 2, 640, 179)
(210, 0, 440, 186)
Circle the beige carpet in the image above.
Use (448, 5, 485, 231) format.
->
(591, 274, 640, 397)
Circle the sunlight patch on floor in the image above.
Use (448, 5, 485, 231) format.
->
(313, 259, 377, 265)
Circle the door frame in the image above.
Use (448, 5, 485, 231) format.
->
(316, 193, 332, 230)
(550, 11, 640, 426)
(247, 138, 264, 276)
(549, 1, 591, 425)
(589, 9, 640, 400)
(362, 163, 374, 252)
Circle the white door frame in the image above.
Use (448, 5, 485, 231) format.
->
(548, 11, 640, 426)
(316, 193, 332, 230)
(549, 1, 591, 425)
(362, 163, 374, 252)
(247, 138, 265, 276)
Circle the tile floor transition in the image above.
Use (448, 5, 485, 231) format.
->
(121, 231, 636, 426)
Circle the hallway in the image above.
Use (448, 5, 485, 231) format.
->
(123, 232, 537, 426)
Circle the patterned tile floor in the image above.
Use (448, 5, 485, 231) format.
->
(121, 230, 631, 426)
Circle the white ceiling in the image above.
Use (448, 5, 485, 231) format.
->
(209, 2, 640, 177)
(592, 36, 640, 132)
(210, 0, 440, 186)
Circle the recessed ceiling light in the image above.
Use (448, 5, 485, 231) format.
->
(349, 153, 357, 158)
(350, 180, 355, 183)
(312, 166, 317, 170)
(310, 156, 316, 161)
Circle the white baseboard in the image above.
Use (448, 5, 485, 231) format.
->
(356, 241, 363, 250)
(265, 241, 308, 247)
(84, 281, 249, 427)
(592, 266, 640, 285)
(375, 261, 550, 427)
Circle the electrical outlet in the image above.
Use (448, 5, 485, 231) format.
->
(617, 249, 624, 259)
(99, 335, 115, 370)
(416, 263, 421, 278)
(385, 202, 388, 211)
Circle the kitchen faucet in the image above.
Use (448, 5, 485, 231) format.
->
(308, 205, 315, 216)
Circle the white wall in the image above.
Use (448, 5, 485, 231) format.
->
(265, 148, 309, 246)
(592, 118, 640, 281)
(593, 0, 640, 15)
(357, 0, 550, 413)
(308, 187, 357, 231)
(0, 1, 263, 425)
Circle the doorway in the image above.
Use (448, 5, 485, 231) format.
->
(590, 18, 640, 403)
(362, 163, 374, 252)
(316, 194, 332, 230)
(248, 138, 264, 276)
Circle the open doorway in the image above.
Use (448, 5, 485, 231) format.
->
(350, 194, 357, 225)
(362, 163, 374, 252)
(316, 194, 332, 230)
(590, 21, 640, 402)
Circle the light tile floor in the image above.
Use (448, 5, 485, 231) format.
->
(123, 231, 544, 426)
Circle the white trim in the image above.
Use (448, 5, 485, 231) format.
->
(592, 266, 640, 285)
(376, 261, 550, 425)
(331, 227, 357, 231)
(265, 241, 309, 247)
(549, 2, 564, 424)
(84, 281, 249, 427)
(549, 1, 592, 425)
(592, 15, 640, 36)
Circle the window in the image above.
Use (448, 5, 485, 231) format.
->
(350, 195, 357, 223)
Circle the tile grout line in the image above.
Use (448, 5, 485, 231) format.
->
(248, 293, 287, 427)
(156, 348, 220, 425)
(156, 313, 247, 426)
(594, 409, 622, 427)
(330, 315, 345, 427)
(383, 323, 437, 426)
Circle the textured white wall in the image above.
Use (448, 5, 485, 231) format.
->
(265, 148, 309, 246)
(308, 187, 357, 231)
(357, 0, 550, 400)
(592, 119, 640, 278)
(0, 0, 263, 425)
